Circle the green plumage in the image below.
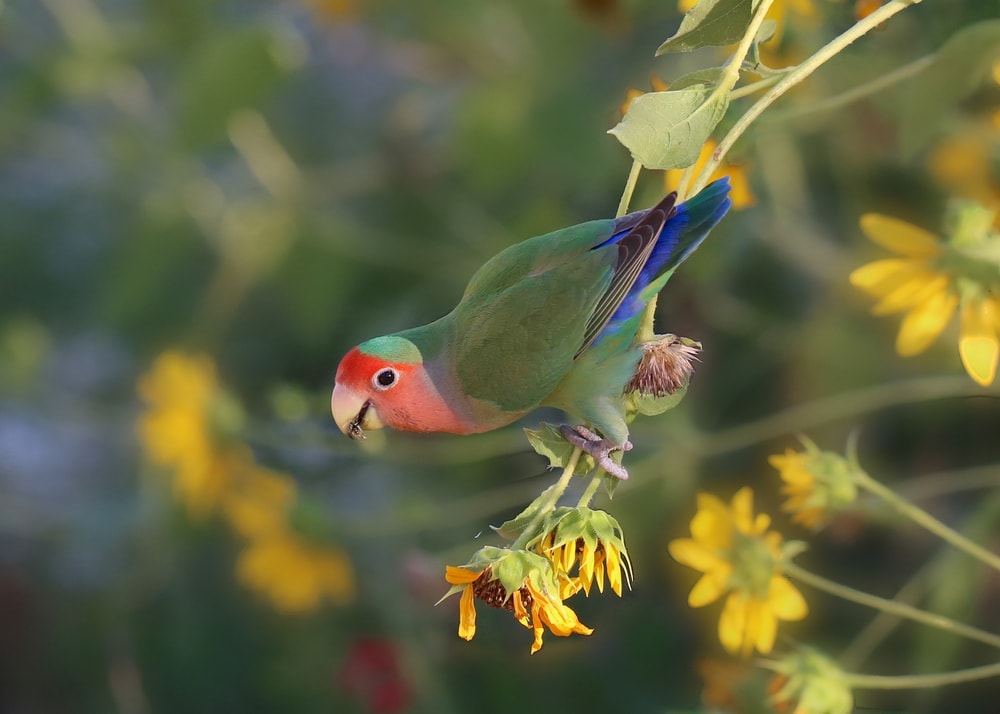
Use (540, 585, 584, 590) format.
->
(362, 180, 732, 442)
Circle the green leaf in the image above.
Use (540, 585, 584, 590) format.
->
(627, 385, 689, 418)
(899, 19, 1000, 159)
(523, 423, 596, 473)
(608, 87, 729, 170)
(656, 0, 753, 55)
(670, 66, 725, 91)
(491, 484, 559, 540)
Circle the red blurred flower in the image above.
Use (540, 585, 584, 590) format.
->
(338, 638, 411, 714)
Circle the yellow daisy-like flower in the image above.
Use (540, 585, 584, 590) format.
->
(236, 526, 355, 613)
(668, 487, 808, 657)
(534, 507, 632, 598)
(137, 351, 249, 517)
(849, 212, 1000, 386)
(664, 139, 755, 210)
(769, 445, 858, 530)
(444, 552, 593, 654)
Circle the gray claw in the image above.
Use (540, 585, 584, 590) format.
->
(559, 425, 632, 480)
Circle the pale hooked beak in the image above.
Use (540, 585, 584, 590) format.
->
(331, 383, 383, 440)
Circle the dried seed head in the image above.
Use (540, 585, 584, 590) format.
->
(625, 334, 701, 397)
(471, 568, 534, 613)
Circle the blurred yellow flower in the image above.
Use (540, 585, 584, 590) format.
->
(444, 554, 593, 654)
(769, 445, 858, 530)
(237, 527, 355, 613)
(137, 351, 249, 518)
(223, 465, 297, 538)
(669, 487, 807, 657)
(664, 139, 756, 209)
(849, 213, 1000, 386)
(928, 125, 1000, 222)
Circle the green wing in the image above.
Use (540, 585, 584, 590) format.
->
(452, 220, 618, 411)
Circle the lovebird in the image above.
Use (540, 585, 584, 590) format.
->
(332, 179, 731, 478)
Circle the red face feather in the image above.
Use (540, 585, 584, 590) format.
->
(332, 347, 471, 437)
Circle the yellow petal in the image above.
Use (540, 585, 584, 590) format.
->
(871, 273, 949, 316)
(457, 585, 476, 640)
(731, 487, 755, 535)
(749, 600, 778, 655)
(959, 297, 999, 386)
(718, 591, 747, 656)
(691, 492, 734, 549)
(668, 537, 724, 573)
(859, 214, 942, 258)
(688, 568, 731, 607)
(445, 565, 481, 585)
(769, 575, 809, 620)
(896, 289, 958, 356)
(849, 258, 917, 295)
(606, 545, 624, 597)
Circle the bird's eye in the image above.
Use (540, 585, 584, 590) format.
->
(372, 368, 398, 390)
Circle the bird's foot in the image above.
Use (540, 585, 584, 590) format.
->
(559, 425, 632, 480)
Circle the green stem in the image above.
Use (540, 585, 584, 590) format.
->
(855, 469, 1000, 574)
(511, 447, 583, 550)
(728, 74, 784, 101)
(690, 0, 924, 195)
(617, 159, 642, 217)
(577, 471, 604, 508)
(764, 53, 934, 125)
(783, 561, 1000, 650)
(695, 375, 997, 458)
(845, 662, 1000, 690)
(675, 0, 773, 203)
(838, 560, 932, 670)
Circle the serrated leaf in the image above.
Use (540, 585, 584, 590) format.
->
(609, 87, 729, 170)
(524, 423, 596, 473)
(657, 0, 753, 55)
(670, 67, 725, 91)
(900, 20, 1000, 159)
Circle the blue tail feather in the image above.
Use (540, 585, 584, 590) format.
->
(601, 178, 732, 337)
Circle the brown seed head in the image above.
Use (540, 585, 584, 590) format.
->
(625, 334, 701, 397)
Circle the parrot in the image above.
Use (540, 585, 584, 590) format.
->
(331, 178, 732, 479)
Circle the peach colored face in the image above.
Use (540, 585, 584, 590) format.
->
(331, 347, 419, 439)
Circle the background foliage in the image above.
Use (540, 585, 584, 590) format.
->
(1, 0, 998, 712)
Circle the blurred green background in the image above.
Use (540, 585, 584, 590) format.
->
(1, 0, 999, 712)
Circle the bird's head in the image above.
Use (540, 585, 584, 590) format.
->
(331, 336, 426, 439)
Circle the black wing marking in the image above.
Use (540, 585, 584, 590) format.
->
(574, 192, 677, 358)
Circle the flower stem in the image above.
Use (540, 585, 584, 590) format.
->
(855, 469, 1000, 574)
(763, 53, 934, 125)
(695, 375, 998, 458)
(783, 561, 1000, 650)
(844, 662, 1000, 690)
(577, 471, 604, 508)
(511, 447, 583, 550)
(617, 159, 642, 217)
(758, 658, 1000, 690)
(690, 0, 924, 196)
